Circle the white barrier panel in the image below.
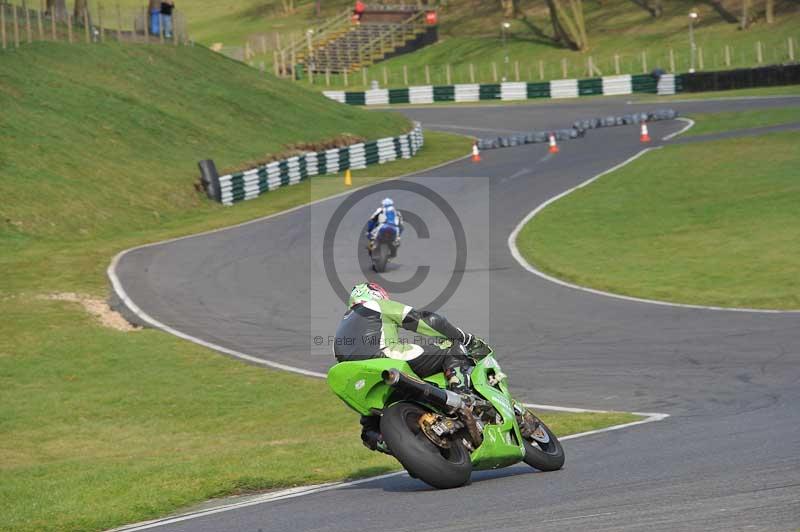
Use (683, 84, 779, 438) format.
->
(657, 74, 676, 95)
(304, 152, 318, 176)
(602, 75, 633, 96)
(409, 85, 434, 104)
(349, 143, 367, 169)
(325, 149, 340, 174)
(322, 90, 346, 103)
(500, 82, 527, 101)
(550, 79, 579, 99)
(377, 138, 396, 163)
(454, 84, 480, 102)
(365, 89, 389, 105)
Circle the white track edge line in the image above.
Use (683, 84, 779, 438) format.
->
(661, 117, 694, 140)
(111, 404, 668, 531)
(107, 151, 472, 379)
(506, 143, 800, 314)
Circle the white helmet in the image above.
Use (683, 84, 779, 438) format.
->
(382, 197, 394, 208)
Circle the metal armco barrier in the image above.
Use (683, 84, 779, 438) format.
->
(200, 123, 424, 205)
(679, 63, 800, 92)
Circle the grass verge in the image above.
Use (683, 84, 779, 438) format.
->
(517, 131, 800, 309)
(684, 106, 800, 136)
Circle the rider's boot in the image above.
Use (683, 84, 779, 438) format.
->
(360, 416, 391, 455)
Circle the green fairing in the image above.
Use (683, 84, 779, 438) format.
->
(326, 351, 525, 470)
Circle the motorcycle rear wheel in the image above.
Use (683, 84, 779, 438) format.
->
(381, 402, 472, 489)
(373, 242, 389, 272)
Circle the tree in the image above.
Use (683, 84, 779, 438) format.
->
(500, 0, 519, 18)
(765, 0, 774, 23)
(545, 0, 588, 51)
(73, 0, 87, 19)
(46, 0, 67, 20)
(740, 0, 751, 29)
(280, 0, 295, 15)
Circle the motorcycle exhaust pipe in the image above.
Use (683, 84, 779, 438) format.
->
(382, 368, 464, 411)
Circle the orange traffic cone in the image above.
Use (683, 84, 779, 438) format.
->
(472, 142, 481, 163)
(640, 122, 651, 143)
(548, 133, 560, 154)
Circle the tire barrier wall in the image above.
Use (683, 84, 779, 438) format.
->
(199, 123, 424, 205)
(322, 63, 799, 106)
(475, 109, 678, 150)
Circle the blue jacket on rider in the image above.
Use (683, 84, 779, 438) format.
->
(367, 198, 403, 242)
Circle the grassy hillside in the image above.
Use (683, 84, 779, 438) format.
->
(0, 42, 407, 244)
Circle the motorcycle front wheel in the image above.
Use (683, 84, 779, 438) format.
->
(518, 410, 565, 472)
(381, 402, 472, 489)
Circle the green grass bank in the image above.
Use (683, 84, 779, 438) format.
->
(517, 128, 800, 309)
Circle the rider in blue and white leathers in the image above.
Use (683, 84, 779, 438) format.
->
(366, 198, 403, 249)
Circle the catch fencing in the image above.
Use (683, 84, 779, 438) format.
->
(0, 0, 189, 49)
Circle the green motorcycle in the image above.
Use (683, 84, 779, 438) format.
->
(327, 343, 565, 489)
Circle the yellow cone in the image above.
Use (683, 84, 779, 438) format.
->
(344, 169, 352, 186)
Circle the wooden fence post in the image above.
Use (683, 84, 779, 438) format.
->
(98, 2, 104, 42)
(13, 5, 21, 47)
(383, 66, 387, 86)
(326, 68, 331, 86)
(343, 69, 348, 87)
(362, 66, 367, 86)
(83, 6, 90, 43)
(698, 46, 704, 70)
(613, 53, 620, 74)
(561, 57, 567, 78)
(789, 37, 795, 62)
(425, 64, 430, 84)
(115, 3, 121, 41)
(669, 48, 675, 72)
(51, 3, 56, 40)
(756, 41, 763, 64)
(37, 0, 44, 40)
(273, 50, 279, 75)
(403, 64, 408, 85)
(67, 11, 72, 43)
(491, 61, 497, 82)
(724, 44, 731, 66)
(143, 6, 148, 42)
(260, 35, 266, 54)
(538, 60, 544, 80)
(23, 0, 32, 44)
(469, 63, 475, 83)
(446, 63, 451, 84)
(1, 4, 6, 50)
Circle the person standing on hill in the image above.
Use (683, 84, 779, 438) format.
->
(353, 0, 365, 24)
(160, 0, 175, 38)
(148, 0, 160, 35)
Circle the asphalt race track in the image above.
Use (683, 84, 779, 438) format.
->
(113, 96, 800, 531)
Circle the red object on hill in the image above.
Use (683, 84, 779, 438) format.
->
(354, 1, 365, 14)
(425, 10, 437, 24)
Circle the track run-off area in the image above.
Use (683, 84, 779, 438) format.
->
(111, 96, 800, 532)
